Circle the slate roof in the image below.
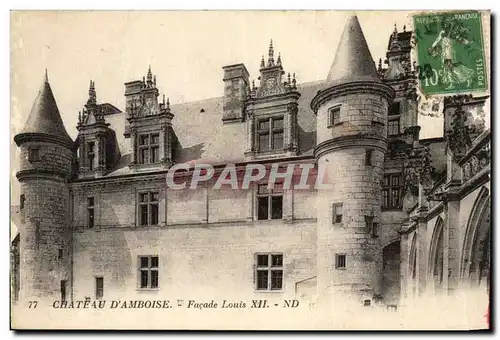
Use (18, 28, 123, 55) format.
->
(17, 71, 73, 144)
(324, 15, 381, 89)
(103, 80, 322, 177)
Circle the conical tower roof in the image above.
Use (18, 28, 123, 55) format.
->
(324, 15, 380, 88)
(17, 71, 72, 144)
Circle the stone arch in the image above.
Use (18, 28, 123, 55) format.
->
(427, 217, 444, 293)
(408, 233, 417, 298)
(461, 186, 490, 290)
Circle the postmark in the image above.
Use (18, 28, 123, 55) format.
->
(413, 11, 487, 95)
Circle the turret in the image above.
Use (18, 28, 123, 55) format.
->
(310, 16, 395, 306)
(14, 71, 74, 302)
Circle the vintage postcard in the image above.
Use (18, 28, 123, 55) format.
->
(10, 10, 491, 330)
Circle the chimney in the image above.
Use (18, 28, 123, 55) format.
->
(222, 64, 249, 123)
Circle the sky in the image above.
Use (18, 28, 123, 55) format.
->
(10, 10, 446, 204)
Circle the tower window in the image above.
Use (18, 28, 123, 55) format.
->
(257, 117, 284, 152)
(58, 248, 63, 260)
(388, 119, 400, 136)
(138, 256, 159, 289)
(28, 147, 40, 163)
(87, 197, 95, 228)
(335, 254, 346, 269)
(372, 222, 379, 238)
(332, 203, 343, 224)
(87, 142, 95, 170)
(365, 149, 373, 166)
(138, 133, 160, 164)
(382, 174, 402, 210)
(138, 192, 159, 226)
(255, 253, 283, 291)
(257, 183, 283, 220)
(20, 194, 25, 210)
(327, 106, 341, 127)
(95, 277, 104, 300)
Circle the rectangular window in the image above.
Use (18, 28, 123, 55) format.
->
(87, 142, 95, 170)
(332, 203, 343, 224)
(328, 106, 341, 127)
(28, 147, 40, 163)
(58, 248, 63, 260)
(372, 222, 379, 238)
(95, 277, 104, 300)
(389, 102, 400, 116)
(60, 280, 67, 302)
(388, 119, 400, 136)
(255, 253, 283, 291)
(258, 117, 284, 152)
(20, 194, 25, 210)
(138, 192, 159, 226)
(138, 133, 160, 164)
(87, 197, 95, 229)
(335, 254, 346, 269)
(365, 149, 373, 166)
(256, 184, 283, 220)
(138, 256, 159, 289)
(382, 174, 402, 209)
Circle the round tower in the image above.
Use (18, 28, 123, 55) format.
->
(14, 71, 74, 302)
(311, 16, 395, 306)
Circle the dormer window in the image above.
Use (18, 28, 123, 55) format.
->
(258, 117, 284, 152)
(138, 133, 160, 164)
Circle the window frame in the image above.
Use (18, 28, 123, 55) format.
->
(28, 147, 40, 163)
(254, 253, 284, 292)
(388, 119, 401, 136)
(256, 183, 284, 221)
(257, 116, 284, 152)
(138, 255, 159, 290)
(137, 191, 160, 226)
(95, 276, 104, 300)
(327, 105, 342, 128)
(87, 196, 95, 229)
(382, 173, 402, 210)
(389, 101, 401, 116)
(138, 133, 161, 164)
(332, 203, 343, 225)
(335, 253, 347, 270)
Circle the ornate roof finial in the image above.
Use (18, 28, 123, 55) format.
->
(44, 68, 49, 83)
(378, 58, 383, 72)
(87, 79, 97, 105)
(260, 55, 265, 68)
(166, 97, 170, 112)
(277, 53, 282, 66)
(78, 110, 82, 124)
(153, 75, 156, 86)
(147, 65, 153, 86)
(292, 73, 296, 89)
(268, 39, 274, 66)
(393, 23, 397, 34)
(162, 94, 166, 106)
(252, 79, 256, 91)
(403, 25, 406, 32)
(287, 72, 291, 85)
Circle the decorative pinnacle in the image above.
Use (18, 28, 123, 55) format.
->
(162, 94, 166, 106)
(260, 55, 265, 68)
(147, 65, 152, 81)
(292, 73, 296, 88)
(268, 39, 274, 66)
(287, 72, 291, 85)
(153, 75, 156, 86)
(88, 79, 97, 105)
(78, 110, 82, 124)
(166, 97, 170, 111)
(378, 58, 382, 71)
(44, 68, 49, 83)
(393, 23, 397, 33)
(403, 25, 406, 32)
(252, 79, 256, 91)
(277, 53, 282, 66)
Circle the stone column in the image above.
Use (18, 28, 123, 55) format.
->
(131, 130, 137, 164)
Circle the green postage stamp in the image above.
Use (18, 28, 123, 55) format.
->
(413, 11, 487, 95)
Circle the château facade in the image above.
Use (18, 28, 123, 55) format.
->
(11, 16, 490, 311)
